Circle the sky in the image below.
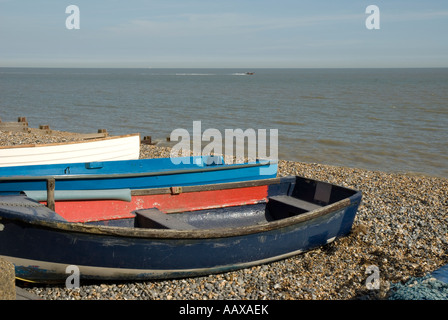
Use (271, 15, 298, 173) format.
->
(1, 0, 447, 68)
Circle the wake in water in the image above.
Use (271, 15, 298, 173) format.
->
(175, 73, 215, 76)
(174, 73, 251, 76)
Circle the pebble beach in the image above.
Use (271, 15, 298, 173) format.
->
(2, 129, 447, 300)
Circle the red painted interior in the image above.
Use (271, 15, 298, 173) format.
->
(43, 185, 269, 223)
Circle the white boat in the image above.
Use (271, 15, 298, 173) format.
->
(0, 133, 141, 167)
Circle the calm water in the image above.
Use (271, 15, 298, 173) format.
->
(0, 68, 447, 178)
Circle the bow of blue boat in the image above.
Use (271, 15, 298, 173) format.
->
(0, 156, 278, 194)
(0, 155, 228, 177)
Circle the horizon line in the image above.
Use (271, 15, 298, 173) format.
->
(1, 66, 448, 70)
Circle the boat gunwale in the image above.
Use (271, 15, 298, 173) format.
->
(0, 133, 141, 150)
(0, 160, 276, 181)
(130, 176, 282, 196)
(0, 177, 362, 240)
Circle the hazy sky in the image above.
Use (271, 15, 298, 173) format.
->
(1, 0, 447, 68)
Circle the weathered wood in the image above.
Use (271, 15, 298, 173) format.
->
(0, 121, 29, 132)
(73, 132, 108, 140)
(142, 136, 156, 145)
(18, 117, 28, 124)
(268, 195, 322, 212)
(39, 125, 52, 134)
(135, 208, 197, 230)
(170, 186, 182, 195)
(46, 178, 55, 211)
(131, 177, 281, 196)
(25, 127, 108, 139)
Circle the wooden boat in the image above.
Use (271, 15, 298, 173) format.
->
(0, 156, 277, 195)
(0, 133, 140, 167)
(0, 175, 362, 283)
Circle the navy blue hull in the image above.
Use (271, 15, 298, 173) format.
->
(0, 176, 361, 282)
(0, 205, 359, 282)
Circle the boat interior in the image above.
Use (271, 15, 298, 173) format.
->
(85, 177, 359, 230)
(0, 176, 359, 231)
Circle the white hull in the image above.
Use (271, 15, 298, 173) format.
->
(0, 133, 140, 167)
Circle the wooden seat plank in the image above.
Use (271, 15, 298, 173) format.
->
(135, 208, 197, 230)
(268, 195, 322, 212)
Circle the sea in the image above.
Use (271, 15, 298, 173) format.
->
(0, 67, 447, 178)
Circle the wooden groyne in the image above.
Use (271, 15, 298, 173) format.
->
(0, 116, 109, 140)
(0, 116, 156, 145)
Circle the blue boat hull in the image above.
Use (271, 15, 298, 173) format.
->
(0, 176, 361, 283)
(0, 156, 277, 194)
